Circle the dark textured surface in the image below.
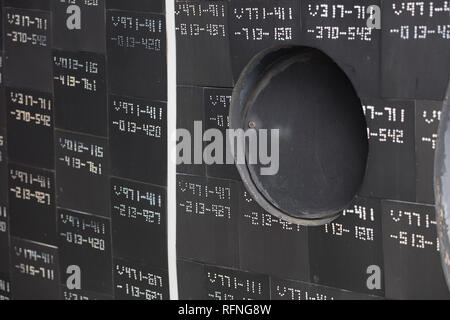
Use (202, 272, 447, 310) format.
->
(53, 50, 107, 136)
(176, 0, 450, 300)
(381, 1, 450, 100)
(359, 99, 417, 201)
(0, 0, 449, 301)
(0, 0, 168, 300)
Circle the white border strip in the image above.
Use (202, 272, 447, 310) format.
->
(166, 0, 178, 300)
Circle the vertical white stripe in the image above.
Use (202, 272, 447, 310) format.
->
(165, 0, 179, 300)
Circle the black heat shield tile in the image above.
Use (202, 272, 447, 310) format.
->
(10, 237, 60, 300)
(299, 0, 382, 99)
(228, 0, 301, 82)
(238, 182, 310, 283)
(6, 87, 54, 169)
(271, 276, 383, 300)
(176, 0, 234, 87)
(106, 10, 167, 101)
(359, 99, 416, 202)
(52, 0, 106, 53)
(382, 200, 450, 299)
(55, 130, 110, 218)
(53, 50, 107, 137)
(111, 177, 167, 269)
(308, 197, 384, 297)
(57, 208, 113, 296)
(176, 174, 239, 268)
(8, 163, 56, 245)
(381, 0, 450, 100)
(415, 100, 443, 204)
(106, 0, 164, 13)
(4, 8, 53, 93)
(177, 86, 206, 177)
(109, 95, 167, 186)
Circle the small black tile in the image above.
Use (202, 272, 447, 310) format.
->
(0, 127, 7, 203)
(4, 8, 53, 92)
(106, 10, 167, 100)
(53, 50, 107, 136)
(176, 0, 233, 87)
(177, 174, 239, 268)
(0, 272, 11, 300)
(204, 87, 240, 180)
(176, 86, 206, 176)
(205, 265, 270, 300)
(109, 95, 167, 186)
(238, 183, 310, 282)
(4, 0, 50, 10)
(271, 277, 382, 300)
(106, 0, 163, 13)
(6, 87, 54, 169)
(57, 208, 113, 295)
(382, 200, 450, 299)
(0, 205, 9, 274)
(60, 285, 112, 300)
(8, 163, 56, 245)
(359, 99, 416, 202)
(52, 0, 106, 53)
(55, 130, 109, 217)
(177, 259, 206, 300)
(381, 0, 450, 100)
(113, 258, 169, 300)
(228, 0, 301, 81)
(309, 197, 384, 296)
(299, 0, 381, 98)
(10, 238, 60, 300)
(111, 177, 167, 268)
(415, 100, 443, 204)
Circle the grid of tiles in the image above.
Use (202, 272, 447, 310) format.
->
(175, 0, 450, 300)
(0, 0, 169, 300)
